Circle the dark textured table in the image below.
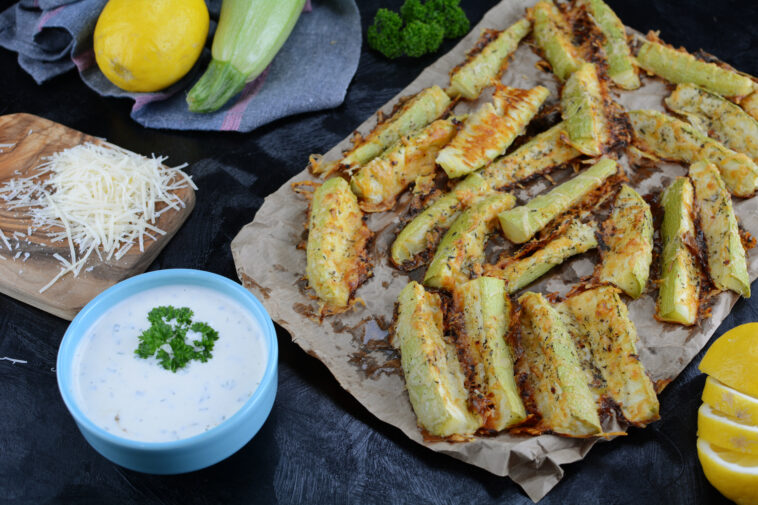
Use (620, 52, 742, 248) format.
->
(1, 1, 757, 503)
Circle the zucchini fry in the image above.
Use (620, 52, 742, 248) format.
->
(629, 109, 758, 198)
(350, 119, 458, 212)
(636, 38, 754, 98)
(313, 86, 451, 175)
(517, 292, 602, 437)
(596, 185, 653, 298)
(530, 0, 584, 81)
(689, 161, 751, 298)
(424, 192, 516, 291)
(453, 277, 526, 431)
(557, 287, 659, 426)
(498, 157, 618, 244)
(395, 281, 481, 438)
(306, 178, 372, 314)
(578, 0, 639, 90)
(657, 177, 700, 325)
(480, 122, 582, 190)
(390, 173, 490, 269)
(561, 62, 609, 156)
(448, 18, 532, 100)
(666, 83, 758, 162)
(484, 220, 598, 294)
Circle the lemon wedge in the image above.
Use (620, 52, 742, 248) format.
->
(703, 377, 758, 426)
(699, 403, 758, 455)
(697, 438, 758, 505)
(699, 323, 758, 398)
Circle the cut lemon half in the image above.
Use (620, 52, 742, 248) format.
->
(699, 403, 758, 455)
(703, 377, 758, 426)
(699, 323, 758, 398)
(697, 438, 758, 505)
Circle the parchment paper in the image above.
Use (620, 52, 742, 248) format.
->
(231, 1, 758, 501)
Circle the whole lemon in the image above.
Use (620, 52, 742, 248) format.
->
(93, 0, 209, 92)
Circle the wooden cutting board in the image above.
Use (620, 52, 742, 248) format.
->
(0, 113, 195, 320)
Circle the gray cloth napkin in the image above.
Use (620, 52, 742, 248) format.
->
(0, 0, 361, 132)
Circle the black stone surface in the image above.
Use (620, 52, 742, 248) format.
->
(1, 1, 757, 504)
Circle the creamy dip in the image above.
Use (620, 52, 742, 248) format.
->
(71, 284, 267, 443)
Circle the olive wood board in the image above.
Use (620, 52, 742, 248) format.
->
(0, 113, 195, 320)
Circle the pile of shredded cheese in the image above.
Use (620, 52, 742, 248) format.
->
(0, 142, 196, 292)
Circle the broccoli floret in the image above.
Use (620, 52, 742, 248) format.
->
(401, 20, 444, 58)
(367, 8, 404, 59)
(425, 0, 469, 39)
(399, 0, 427, 24)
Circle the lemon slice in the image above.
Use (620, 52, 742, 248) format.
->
(697, 438, 758, 505)
(699, 403, 758, 455)
(699, 323, 758, 398)
(703, 377, 758, 426)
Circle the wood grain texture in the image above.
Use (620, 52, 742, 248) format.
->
(0, 113, 195, 320)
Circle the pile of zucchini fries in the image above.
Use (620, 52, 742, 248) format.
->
(300, 0, 758, 440)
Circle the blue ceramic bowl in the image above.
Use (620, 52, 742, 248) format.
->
(56, 269, 278, 474)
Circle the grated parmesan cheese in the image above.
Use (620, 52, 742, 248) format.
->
(0, 142, 196, 292)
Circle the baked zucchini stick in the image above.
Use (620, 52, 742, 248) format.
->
(436, 85, 550, 179)
(480, 121, 582, 190)
(578, 0, 639, 90)
(453, 277, 526, 431)
(596, 185, 653, 298)
(689, 161, 751, 298)
(666, 84, 758, 162)
(629, 109, 758, 198)
(656, 177, 700, 326)
(448, 18, 532, 100)
(313, 86, 451, 175)
(395, 281, 481, 438)
(424, 192, 516, 291)
(557, 287, 659, 426)
(636, 39, 754, 98)
(350, 119, 458, 212)
(498, 157, 618, 244)
(530, 0, 584, 81)
(390, 173, 490, 269)
(484, 220, 598, 294)
(306, 177, 372, 314)
(517, 292, 602, 437)
(561, 62, 609, 156)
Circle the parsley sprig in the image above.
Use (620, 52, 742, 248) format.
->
(134, 306, 219, 372)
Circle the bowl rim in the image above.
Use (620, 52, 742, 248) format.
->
(56, 268, 278, 451)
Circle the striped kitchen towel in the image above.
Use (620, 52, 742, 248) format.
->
(0, 0, 361, 132)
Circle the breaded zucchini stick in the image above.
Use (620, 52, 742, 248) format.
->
(530, 0, 584, 81)
(629, 109, 758, 198)
(390, 173, 490, 269)
(498, 157, 618, 244)
(596, 185, 653, 298)
(689, 161, 751, 298)
(306, 178, 372, 314)
(561, 62, 609, 156)
(436, 85, 550, 179)
(448, 18, 532, 100)
(395, 281, 481, 438)
(484, 220, 598, 294)
(350, 119, 458, 212)
(666, 84, 758, 162)
(453, 277, 526, 431)
(424, 192, 516, 291)
(578, 0, 639, 89)
(636, 38, 754, 97)
(557, 287, 659, 426)
(656, 177, 700, 325)
(517, 292, 602, 437)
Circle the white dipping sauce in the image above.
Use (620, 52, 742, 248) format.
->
(71, 284, 267, 443)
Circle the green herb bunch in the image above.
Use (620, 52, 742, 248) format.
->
(367, 0, 470, 59)
(134, 306, 219, 372)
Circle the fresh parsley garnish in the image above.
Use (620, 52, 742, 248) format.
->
(134, 306, 219, 372)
